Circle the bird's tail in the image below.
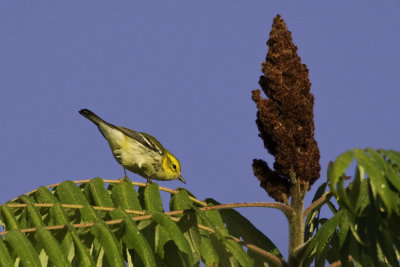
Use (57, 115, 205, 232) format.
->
(79, 109, 106, 126)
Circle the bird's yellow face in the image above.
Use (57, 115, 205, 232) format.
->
(162, 150, 185, 183)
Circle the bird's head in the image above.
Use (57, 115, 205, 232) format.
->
(162, 150, 186, 183)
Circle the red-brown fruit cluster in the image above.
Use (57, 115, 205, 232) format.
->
(252, 15, 320, 202)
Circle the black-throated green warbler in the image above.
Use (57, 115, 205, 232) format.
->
(79, 109, 185, 184)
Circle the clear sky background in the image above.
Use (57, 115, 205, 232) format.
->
(1, 1, 399, 258)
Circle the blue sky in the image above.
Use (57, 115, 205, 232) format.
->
(1, 1, 399, 258)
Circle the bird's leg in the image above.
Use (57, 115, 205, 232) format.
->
(124, 168, 128, 179)
(146, 178, 152, 186)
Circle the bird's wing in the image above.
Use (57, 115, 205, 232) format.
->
(116, 126, 164, 155)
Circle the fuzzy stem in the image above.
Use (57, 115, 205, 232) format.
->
(288, 169, 307, 267)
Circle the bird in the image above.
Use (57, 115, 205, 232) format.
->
(79, 109, 185, 184)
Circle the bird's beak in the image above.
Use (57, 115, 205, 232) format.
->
(178, 175, 186, 184)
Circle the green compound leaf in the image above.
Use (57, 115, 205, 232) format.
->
(0, 178, 283, 266)
(223, 238, 254, 267)
(1, 205, 19, 230)
(110, 178, 142, 211)
(0, 236, 13, 267)
(86, 177, 114, 208)
(35, 186, 60, 204)
(381, 149, 400, 168)
(376, 225, 398, 267)
(154, 222, 171, 258)
(305, 182, 330, 242)
(69, 230, 96, 267)
(303, 210, 343, 265)
(379, 150, 400, 192)
(199, 200, 254, 267)
(163, 241, 191, 267)
(169, 189, 194, 212)
(56, 181, 88, 205)
(177, 209, 202, 261)
(110, 209, 156, 267)
(91, 221, 125, 267)
(210, 235, 240, 267)
(201, 200, 228, 237)
(204, 198, 284, 266)
(199, 236, 219, 267)
(49, 204, 77, 261)
(315, 149, 400, 266)
(51, 203, 72, 225)
(21, 197, 44, 227)
(139, 183, 163, 212)
(35, 226, 71, 267)
(5, 230, 42, 267)
(80, 204, 100, 223)
(354, 149, 395, 215)
(328, 150, 354, 191)
(151, 212, 192, 256)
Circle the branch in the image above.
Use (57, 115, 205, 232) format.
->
(233, 237, 286, 267)
(292, 238, 312, 263)
(5, 201, 293, 223)
(2, 201, 293, 218)
(302, 192, 332, 219)
(328, 256, 353, 267)
(163, 202, 292, 218)
(199, 202, 292, 217)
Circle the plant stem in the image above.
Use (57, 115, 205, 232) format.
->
(302, 192, 332, 218)
(288, 169, 307, 267)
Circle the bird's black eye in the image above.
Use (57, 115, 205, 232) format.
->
(172, 164, 177, 170)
